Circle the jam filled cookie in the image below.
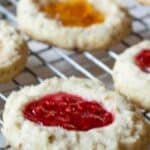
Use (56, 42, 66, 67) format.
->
(137, 0, 150, 5)
(113, 40, 150, 110)
(0, 20, 28, 83)
(2, 77, 150, 150)
(17, 0, 131, 51)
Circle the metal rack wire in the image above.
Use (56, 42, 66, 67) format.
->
(0, 0, 149, 148)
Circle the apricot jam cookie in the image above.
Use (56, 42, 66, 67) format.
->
(0, 20, 28, 83)
(17, 0, 131, 51)
(113, 40, 150, 110)
(2, 77, 150, 150)
(137, 0, 150, 5)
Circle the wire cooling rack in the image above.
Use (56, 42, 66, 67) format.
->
(0, 0, 149, 148)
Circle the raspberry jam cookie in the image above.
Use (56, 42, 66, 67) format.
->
(17, 0, 131, 51)
(0, 20, 28, 83)
(113, 40, 150, 110)
(2, 77, 150, 150)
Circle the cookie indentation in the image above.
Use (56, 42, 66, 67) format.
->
(23, 92, 114, 131)
(39, 0, 105, 27)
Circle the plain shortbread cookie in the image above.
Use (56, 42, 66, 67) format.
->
(2, 77, 150, 150)
(0, 20, 28, 83)
(17, 0, 131, 51)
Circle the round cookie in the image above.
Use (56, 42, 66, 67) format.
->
(0, 20, 28, 83)
(137, 0, 150, 5)
(2, 77, 150, 150)
(113, 40, 150, 110)
(17, 0, 131, 51)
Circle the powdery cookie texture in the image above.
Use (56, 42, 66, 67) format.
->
(0, 20, 28, 83)
(137, 0, 150, 5)
(2, 77, 150, 150)
(17, 0, 131, 51)
(113, 40, 150, 110)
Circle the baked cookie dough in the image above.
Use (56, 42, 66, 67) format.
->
(113, 40, 150, 110)
(0, 20, 28, 83)
(17, 0, 131, 51)
(137, 0, 150, 5)
(2, 77, 150, 150)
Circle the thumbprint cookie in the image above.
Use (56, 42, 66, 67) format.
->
(2, 77, 150, 150)
(17, 0, 131, 51)
(113, 40, 150, 110)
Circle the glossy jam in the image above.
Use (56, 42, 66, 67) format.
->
(39, 0, 105, 27)
(23, 92, 114, 131)
(135, 49, 150, 73)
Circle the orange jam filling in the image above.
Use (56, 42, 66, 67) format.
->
(39, 0, 105, 27)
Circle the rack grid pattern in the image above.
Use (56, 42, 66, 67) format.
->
(0, 0, 149, 148)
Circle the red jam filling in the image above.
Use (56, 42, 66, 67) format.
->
(23, 92, 114, 131)
(135, 49, 150, 73)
